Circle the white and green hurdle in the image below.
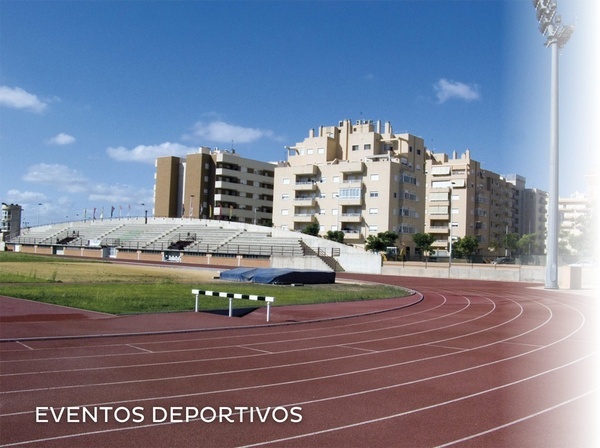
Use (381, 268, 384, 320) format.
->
(191, 289, 275, 322)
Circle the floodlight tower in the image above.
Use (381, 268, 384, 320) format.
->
(531, 0, 574, 289)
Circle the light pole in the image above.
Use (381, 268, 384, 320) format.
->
(448, 181, 457, 268)
(36, 203, 42, 226)
(141, 203, 147, 224)
(531, 0, 574, 289)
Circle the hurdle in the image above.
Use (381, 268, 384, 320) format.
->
(192, 289, 275, 322)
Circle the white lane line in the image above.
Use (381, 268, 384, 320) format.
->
(0, 292, 435, 361)
(126, 344, 153, 354)
(238, 354, 596, 448)
(0, 292, 426, 352)
(0, 294, 461, 375)
(1, 350, 593, 448)
(240, 346, 273, 354)
(1, 297, 531, 411)
(1, 295, 501, 391)
(338, 345, 379, 353)
(15, 341, 34, 351)
(436, 389, 599, 447)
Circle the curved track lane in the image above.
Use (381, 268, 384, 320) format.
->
(0, 275, 598, 447)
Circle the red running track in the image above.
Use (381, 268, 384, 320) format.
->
(0, 275, 598, 447)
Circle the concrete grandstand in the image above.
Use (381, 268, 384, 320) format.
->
(7, 218, 382, 274)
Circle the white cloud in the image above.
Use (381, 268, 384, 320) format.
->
(87, 183, 153, 205)
(434, 78, 481, 104)
(0, 85, 48, 113)
(46, 132, 76, 146)
(187, 120, 279, 144)
(106, 142, 195, 164)
(6, 189, 47, 204)
(23, 163, 89, 193)
(20, 163, 153, 204)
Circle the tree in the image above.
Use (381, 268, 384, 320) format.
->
(365, 231, 399, 252)
(301, 222, 320, 237)
(516, 233, 537, 256)
(453, 235, 479, 260)
(325, 230, 344, 243)
(502, 232, 520, 257)
(412, 233, 435, 260)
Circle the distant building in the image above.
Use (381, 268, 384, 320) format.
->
(1, 203, 22, 241)
(154, 147, 275, 225)
(273, 119, 426, 256)
(558, 192, 589, 256)
(152, 120, 556, 261)
(425, 150, 522, 258)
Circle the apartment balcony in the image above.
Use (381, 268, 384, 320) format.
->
(214, 193, 239, 203)
(215, 167, 241, 177)
(339, 197, 363, 206)
(294, 181, 317, 191)
(214, 179, 240, 189)
(341, 228, 362, 240)
(338, 161, 364, 173)
(340, 213, 362, 223)
(432, 239, 449, 248)
(294, 165, 318, 176)
(293, 197, 316, 206)
(428, 225, 449, 234)
(293, 213, 315, 223)
(341, 178, 363, 188)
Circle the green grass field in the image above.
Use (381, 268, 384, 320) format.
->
(0, 252, 407, 314)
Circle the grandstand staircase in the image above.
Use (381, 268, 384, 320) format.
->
(56, 230, 80, 245)
(300, 241, 345, 272)
(167, 232, 197, 250)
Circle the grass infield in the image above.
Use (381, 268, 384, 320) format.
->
(0, 252, 408, 314)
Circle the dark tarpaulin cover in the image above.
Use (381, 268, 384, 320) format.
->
(220, 267, 335, 284)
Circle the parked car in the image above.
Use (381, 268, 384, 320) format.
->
(492, 257, 515, 265)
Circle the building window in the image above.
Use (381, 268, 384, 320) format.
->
(402, 174, 417, 185)
(352, 145, 359, 151)
(282, 178, 290, 184)
(429, 192, 447, 201)
(369, 208, 378, 215)
(430, 206, 449, 215)
(318, 147, 325, 154)
(369, 225, 378, 233)
(370, 174, 379, 181)
(281, 194, 289, 200)
(333, 176, 340, 183)
(370, 191, 379, 198)
(281, 209, 289, 215)
(404, 191, 418, 201)
(339, 188, 361, 199)
(364, 144, 371, 150)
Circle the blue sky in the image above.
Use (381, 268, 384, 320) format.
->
(1, 0, 597, 226)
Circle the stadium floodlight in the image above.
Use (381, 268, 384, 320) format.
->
(531, 0, 574, 289)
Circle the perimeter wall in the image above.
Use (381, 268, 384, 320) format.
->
(381, 261, 597, 290)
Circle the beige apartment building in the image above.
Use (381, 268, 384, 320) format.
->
(425, 150, 521, 258)
(154, 147, 275, 225)
(272, 119, 426, 256)
(505, 174, 548, 255)
(1, 202, 22, 241)
(558, 192, 589, 256)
